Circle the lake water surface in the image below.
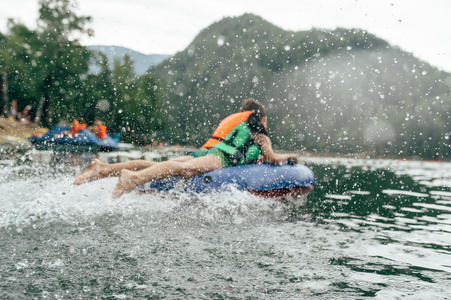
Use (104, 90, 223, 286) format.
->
(1, 149, 450, 299)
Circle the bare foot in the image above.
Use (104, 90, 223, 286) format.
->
(73, 159, 107, 185)
(113, 169, 138, 199)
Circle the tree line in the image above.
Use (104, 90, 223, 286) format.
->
(0, 0, 166, 144)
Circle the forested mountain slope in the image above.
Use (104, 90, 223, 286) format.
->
(151, 14, 450, 159)
(88, 45, 169, 75)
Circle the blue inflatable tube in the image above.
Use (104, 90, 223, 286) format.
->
(138, 164, 316, 198)
(30, 126, 119, 152)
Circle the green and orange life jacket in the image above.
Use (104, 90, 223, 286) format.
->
(210, 111, 267, 166)
(202, 111, 267, 148)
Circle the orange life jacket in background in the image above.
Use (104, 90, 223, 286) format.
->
(94, 124, 107, 139)
(201, 111, 267, 149)
(70, 120, 87, 136)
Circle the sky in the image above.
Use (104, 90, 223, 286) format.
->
(1, 0, 450, 72)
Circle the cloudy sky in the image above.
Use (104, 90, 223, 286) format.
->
(1, 0, 450, 72)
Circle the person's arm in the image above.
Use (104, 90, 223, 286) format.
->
(255, 134, 299, 165)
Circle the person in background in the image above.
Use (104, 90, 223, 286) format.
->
(92, 120, 107, 140)
(69, 118, 87, 137)
(9, 100, 18, 121)
(20, 105, 32, 124)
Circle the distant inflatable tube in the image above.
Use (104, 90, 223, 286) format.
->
(29, 126, 119, 152)
(138, 164, 316, 198)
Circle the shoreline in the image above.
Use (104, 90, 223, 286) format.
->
(0, 117, 448, 162)
(0, 117, 41, 144)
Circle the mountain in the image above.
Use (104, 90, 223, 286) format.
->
(88, 45, 170, 75)
(150, 13, 450, 159)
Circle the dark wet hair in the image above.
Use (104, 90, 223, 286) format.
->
(241, 98, 266, 118)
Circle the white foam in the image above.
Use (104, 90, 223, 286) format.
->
(429, 190, 451, 197)
(0, 168, 291, 229)
(382, 189, 428, 198)
(325, 194, 352, 200)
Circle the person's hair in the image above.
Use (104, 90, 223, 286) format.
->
(241, 98, 266, 118)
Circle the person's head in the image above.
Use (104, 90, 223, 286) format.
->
(241, 98, 266, 119)
(94, 120, 103, 126)
(241, 98, 268, 133)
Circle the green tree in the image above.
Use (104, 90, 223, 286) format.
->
(0, 21, 42, 116)
(81, 52, 115, 124)
(107, 55, 167, 144)
(35, 0, 92, 127)
(0, 31, 8, 116)
(109, 55, 135, 134)
(129, 73, 167, 144)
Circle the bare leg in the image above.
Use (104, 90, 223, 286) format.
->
(113, 154, 222, 198)
(169, 156, 194, 162)
(73, 159, 157, 185)
(74, 155, 196, 185)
